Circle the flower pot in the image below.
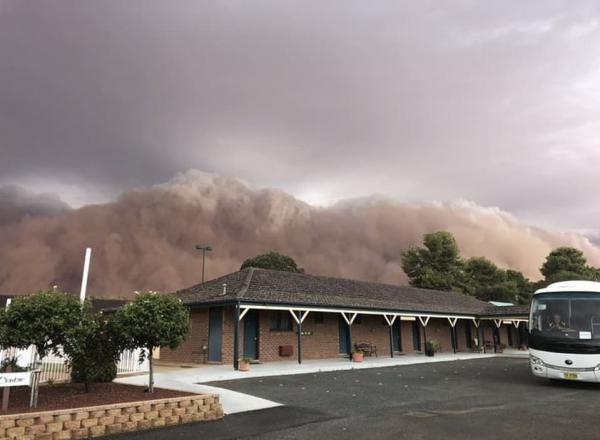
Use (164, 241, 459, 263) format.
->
(239, 361, 251, 371)
(352, 352, 364, 362)
(425, 348, 435, 357)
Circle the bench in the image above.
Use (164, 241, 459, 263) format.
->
(354, 342, 377, 357)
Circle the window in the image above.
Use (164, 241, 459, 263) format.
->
(313, 312, 324, 324)
(270, 311, 293, 331)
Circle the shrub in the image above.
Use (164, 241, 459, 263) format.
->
(64, 303, 124, 391)
(115, 292, 190, 393)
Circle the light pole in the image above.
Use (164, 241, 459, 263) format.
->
(195, 244, 213, 283)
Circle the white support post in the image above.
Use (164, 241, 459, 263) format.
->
(349, 313, 358, 325)
(300, 311, 310, 324)
(494, 319, 502, 328)
(472, 318, 480, 328)
(239, 307, 250, 321)
(289, 310, 300, 324)
(418, 316, 431, 327)
(513, 321, 521, 328)
(383, 314, 397, 326)
(447, 317, 458, 327)
(79, 248, 92, 303)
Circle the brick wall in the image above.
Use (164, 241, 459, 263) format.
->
(160, 306, 516, 366)
(160, 309, 209, 364)
(0, 394, 222, 440)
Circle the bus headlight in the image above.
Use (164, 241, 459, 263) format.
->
(530, 355, 544, 366)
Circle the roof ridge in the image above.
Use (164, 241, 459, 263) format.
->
(237, 267, 255, 299)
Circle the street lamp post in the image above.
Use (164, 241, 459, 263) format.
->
(195, 244, 213, 283)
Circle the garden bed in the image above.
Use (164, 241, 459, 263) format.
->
(0, 382, 194, 415)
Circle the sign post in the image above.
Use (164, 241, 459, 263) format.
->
(1, 298, 11, 411)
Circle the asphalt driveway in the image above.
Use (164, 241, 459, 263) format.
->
(109, 357, 600, 440)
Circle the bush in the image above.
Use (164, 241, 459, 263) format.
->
(115, 292, 190, 393)
(64, 303, 123, 391)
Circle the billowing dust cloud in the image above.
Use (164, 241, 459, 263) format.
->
(1, 172, 599, 297)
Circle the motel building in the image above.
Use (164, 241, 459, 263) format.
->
(159, 268, 529, 369)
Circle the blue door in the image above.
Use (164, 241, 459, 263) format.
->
(392, 320, 402, 352)
(339, 316, 350, 354)
(208, 307, 223, 362)
(412, 320, 421, 351)
(243, 310, 259, 360)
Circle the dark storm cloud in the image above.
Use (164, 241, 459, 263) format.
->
(1, 1, 600, 230)
(1, 173, 599, 297)
(0, 185, 70, 226)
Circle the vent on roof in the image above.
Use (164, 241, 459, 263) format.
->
(220, 283, 227, 296)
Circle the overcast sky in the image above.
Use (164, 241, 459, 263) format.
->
(1, 0, 599, 232)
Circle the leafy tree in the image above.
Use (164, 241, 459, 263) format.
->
(1, 290, 81, 361)
(538, 247, 600, 287)
(240, 251, 304, 273)
(115, 292, 190, 393)
(401, 231, 464, 291)
(540, 247, 589, 279)
(63, 302, 124, 392)
(402, 231, 534, 304)
(506, 270, 534, 304)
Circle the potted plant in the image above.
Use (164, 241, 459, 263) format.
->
(352, 350, 364, 362)
(425, 340, 440, 357)
(239, 358, 252, 371)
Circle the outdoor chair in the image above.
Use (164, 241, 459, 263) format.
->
(355, 342, 378, 357)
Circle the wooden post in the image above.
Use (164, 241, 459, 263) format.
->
(1, 364, 11, 411)
(297, 317, 302, 364)
(388, 324, 394, 358)
(233, 303, 240, 370)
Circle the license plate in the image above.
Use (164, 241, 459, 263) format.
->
(563, 372, 578, 380)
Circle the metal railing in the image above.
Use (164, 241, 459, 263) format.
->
(0, 346, 149, 383)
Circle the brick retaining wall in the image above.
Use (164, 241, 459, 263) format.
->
(0, 394, 223, 440)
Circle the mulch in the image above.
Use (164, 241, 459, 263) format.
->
(0, 382, 196, 415)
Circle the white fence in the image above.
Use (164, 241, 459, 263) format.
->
(0, 346, 149, 383)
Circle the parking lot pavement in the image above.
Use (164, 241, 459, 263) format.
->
(108, 357, 600, 440)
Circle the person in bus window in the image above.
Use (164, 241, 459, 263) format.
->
(548, 313, 567, 331)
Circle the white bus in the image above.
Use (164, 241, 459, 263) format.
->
(529, 280, 600, 382)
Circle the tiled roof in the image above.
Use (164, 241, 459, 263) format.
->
(175, 268, 529, 317)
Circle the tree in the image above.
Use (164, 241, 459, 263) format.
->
(540, 247, 588, 279)
(1, 290, 81, 360)
(401, 231, 464, 291)
(538, 247, 600, 287)
(63, 302, 124, 392)
(115, 292, 190, 393)
(462, 258, 533, 303)
(506, 270, 534, 305)
(240, 251, 304, 273)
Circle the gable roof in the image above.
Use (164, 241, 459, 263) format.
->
(175, 268, 527, 317)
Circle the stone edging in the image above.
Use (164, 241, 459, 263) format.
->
(0, 393, 223, 439)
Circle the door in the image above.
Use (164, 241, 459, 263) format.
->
(338, 316, 351, 354)
(412, 320, 421, 351)
(208, 307, 223, 362)
(465, 321, 473, 349)
(392, 320, 402, 352)
(243, 309, 259, 360)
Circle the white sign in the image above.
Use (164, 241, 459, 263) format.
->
(0, 372, 31, 388)
(579, 331, 592, 340)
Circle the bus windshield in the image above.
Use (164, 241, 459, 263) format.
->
(530, 292, 600, 340)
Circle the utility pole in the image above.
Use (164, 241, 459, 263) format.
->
(195, 245, 213, 283)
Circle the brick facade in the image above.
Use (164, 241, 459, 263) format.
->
(159, 307, 524, 366)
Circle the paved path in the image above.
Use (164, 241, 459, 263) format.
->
(110, 357, 600, 440)
(115, 369, 281, 415)
(116, 352, 515, 414)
